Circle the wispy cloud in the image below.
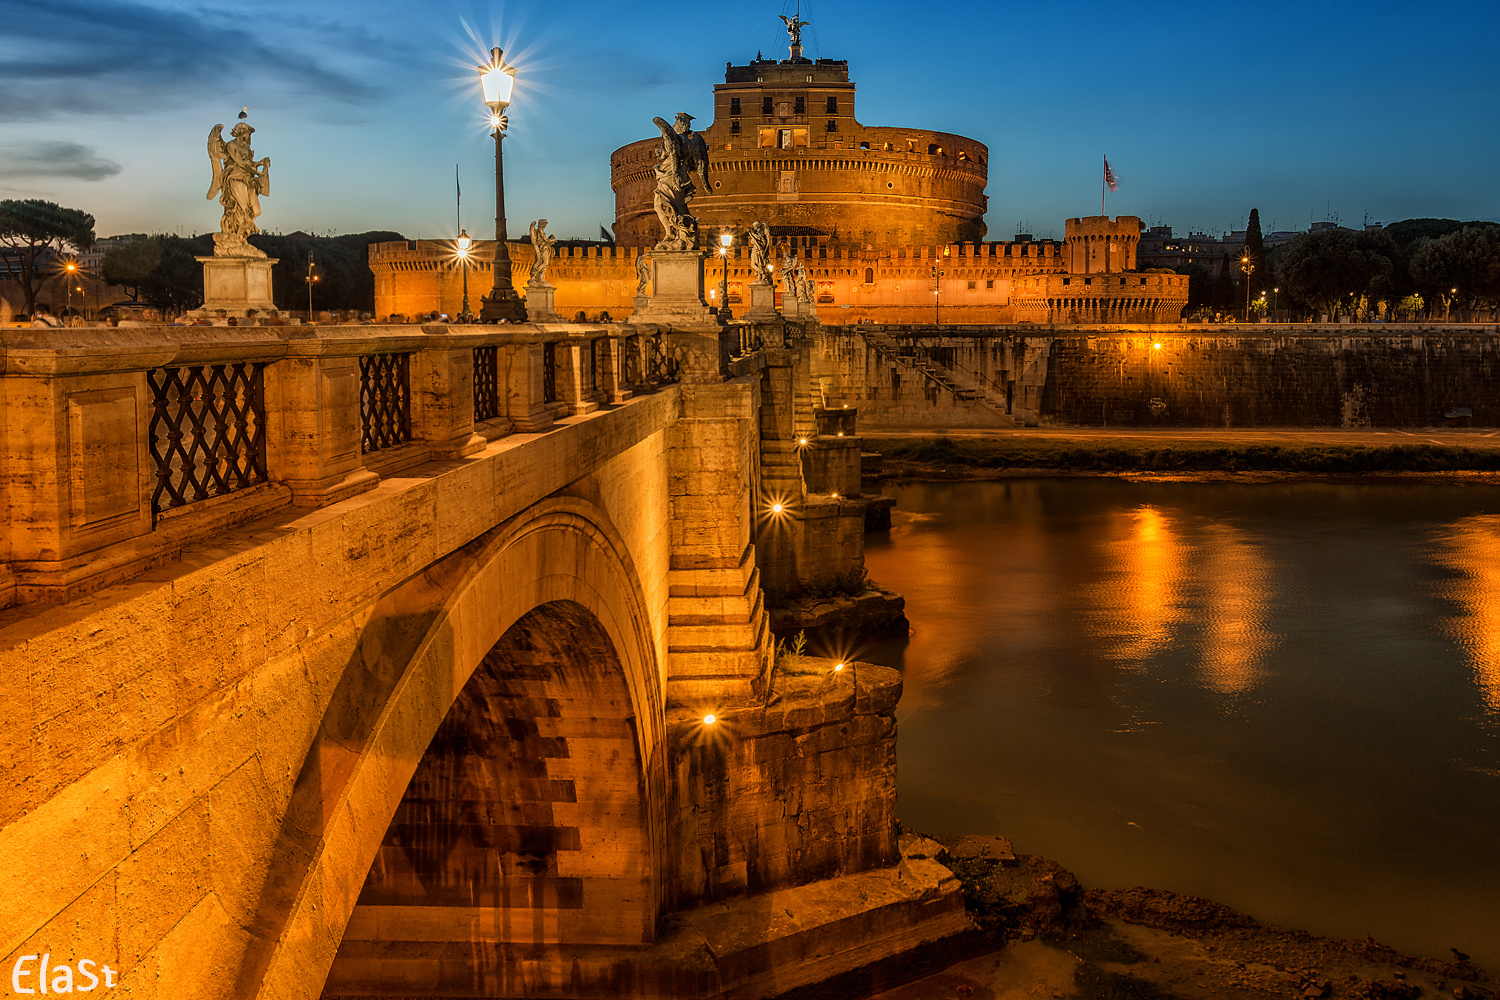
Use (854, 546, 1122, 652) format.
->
(0, 0, 388, 122)
(0, 141, 123, 180)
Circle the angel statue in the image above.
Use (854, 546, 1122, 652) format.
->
(528, 219, 556, 286)
(205, 119, 271, 257)
(795, 256, 814, 302)
(779, 248, 800, 302)
(779, 14, 810, 48)
(650, 112, 710, 251)
(748, 221, 773, 285)
(635, 253, 652, 296)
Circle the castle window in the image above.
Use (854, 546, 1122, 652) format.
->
(1140, 277, 1148, 285)
(731, 98, 741, 116)
(967, 280, 977, 290)
(864, 267, 875, 284)
(826, 119, 837, 132)
(731, 120, 740, 134)
(794, 96, 805, 115)
(762, 96, 773, 114)
(1084, 278, 1093, 286)
(1063, 278, 1071, 286)
(986, 279, 994, 289)
(859, 141, 870, 150)
(826, 96, 838, 114)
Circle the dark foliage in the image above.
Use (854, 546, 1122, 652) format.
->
(0, 198, 96, 314)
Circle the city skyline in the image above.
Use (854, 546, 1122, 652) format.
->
(3, 0, 1498, 244)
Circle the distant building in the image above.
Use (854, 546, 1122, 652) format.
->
(1137, 226, 1245, 275)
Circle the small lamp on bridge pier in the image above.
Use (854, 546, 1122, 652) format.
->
(478, 46, 527, 323)
(717, 228, 734, 319)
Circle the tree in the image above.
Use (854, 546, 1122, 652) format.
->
(1244, 208, 1266, 299)
(1409, 225, 1500, 321)
(1213, 253, 1239, 314)
(138, 236, 209, 312)
(1278, 229, 1397, 319)
(0, 199, 95, 316)
(101, 237, 162, 301)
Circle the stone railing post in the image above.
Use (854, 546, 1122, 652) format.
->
(554, 333, 601, 416)
(409, 326, 486, 460)
(503, 334, 558, 433)
(264, 347, 379, 506)
(598, 333, 632, 404)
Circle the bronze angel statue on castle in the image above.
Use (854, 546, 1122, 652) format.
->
(206, 110, 271, 257)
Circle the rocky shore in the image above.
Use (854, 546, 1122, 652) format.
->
(869, 834, 1495, 1000)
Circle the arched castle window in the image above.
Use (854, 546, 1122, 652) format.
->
(864, 267, 875, 284)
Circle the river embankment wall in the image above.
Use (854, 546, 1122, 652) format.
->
(818, 324, 1500, 429)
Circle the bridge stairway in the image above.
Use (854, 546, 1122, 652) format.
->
(666, 545, 772, 703)
(862, 333, 1020, 425)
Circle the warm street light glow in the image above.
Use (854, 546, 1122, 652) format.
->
(456, 229, 471, 253)
(702, 714, 717, 725)
(771, 503, 783, 514)
(1153, 342, 1161, 349)
(720, 231, 733, 248)
(478, 48, 516, 109)
(834, 662, 845, 672)
(798, 437, 808, 445)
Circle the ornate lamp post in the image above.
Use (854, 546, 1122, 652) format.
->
(64, 261, 77, 323)
(1240, 253, 1254, 322)
(456, 229, 473, 321)
(478, 47, 526, 323)
(717, 228, 733, 319)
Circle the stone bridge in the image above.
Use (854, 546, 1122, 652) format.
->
(0, 320, 964, 999)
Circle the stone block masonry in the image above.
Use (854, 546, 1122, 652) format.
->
(818, 324, 1500, 429)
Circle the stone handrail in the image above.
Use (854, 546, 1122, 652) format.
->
(0, 321, 677, 610)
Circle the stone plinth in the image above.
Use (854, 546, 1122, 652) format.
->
(632, 249, 721, 325)
(525, 281, 562, 322)
(744, 281, 778, 320)
(196, 255, 277, 316)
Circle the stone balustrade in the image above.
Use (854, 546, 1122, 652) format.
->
(0, 321, 685, 609)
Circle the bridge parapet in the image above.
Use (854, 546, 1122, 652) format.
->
(0, 322, 688, 609)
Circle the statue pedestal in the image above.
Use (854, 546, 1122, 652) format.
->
(632, 249, 721, 326)
(744, 282, 779, 320)
(526, 282, 562, 322)
(196, 256, 277, 317)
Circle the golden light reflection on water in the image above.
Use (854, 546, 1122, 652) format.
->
(1197, 523, 1273, 695)
(1087, 506, 1273, 694)
(1430, 515, 1500, 716)
(1088, 505, 1187, 663)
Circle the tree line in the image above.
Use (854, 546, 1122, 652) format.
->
(1172, 211, 1500, 322)
(1, 197, 402, 317)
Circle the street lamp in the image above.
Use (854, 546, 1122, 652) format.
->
(1273, 286, 1279, 318)
(1240, 253, 1254, 322)
(64, 260, 77, 324)
(930, 263, 944, 325)
(717, 228, 733, 319)
(305, 251, 319, 318)
(456, 229, 473, 321)
(477, 46, 526, 323)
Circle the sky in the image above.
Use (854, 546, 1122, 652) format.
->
(2, 0, 1498, 244)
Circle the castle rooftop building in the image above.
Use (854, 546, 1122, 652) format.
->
(610, 37, 988, 248)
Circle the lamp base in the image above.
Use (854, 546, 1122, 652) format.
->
(480, 288, 527, 323)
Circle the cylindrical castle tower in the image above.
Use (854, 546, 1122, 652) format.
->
(611, 54, 988, 248)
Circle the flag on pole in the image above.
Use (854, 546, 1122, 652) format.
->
(1103, 157, 1118, 192)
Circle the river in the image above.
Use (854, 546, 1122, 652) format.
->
(858, 478, 1500, 968)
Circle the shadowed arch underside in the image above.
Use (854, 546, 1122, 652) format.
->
(324, 600, 652, 997)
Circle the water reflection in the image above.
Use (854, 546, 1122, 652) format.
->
(864, 478, 1500, 968)
(1431, 515, 1500, 716)
(1196, 523, 1273, 696)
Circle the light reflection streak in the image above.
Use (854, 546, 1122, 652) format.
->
(1196, 523, 1272, 695)
(1089, 505, 1187, 663)
(1430, 515, 1500, 716)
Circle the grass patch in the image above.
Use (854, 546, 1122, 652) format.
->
(866, 436, 1500, 473)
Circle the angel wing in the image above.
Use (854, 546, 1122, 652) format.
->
(205, 124, 226, 201)
(685, 130, 710, 187)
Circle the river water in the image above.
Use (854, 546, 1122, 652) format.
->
(858, 478, 1500, 968)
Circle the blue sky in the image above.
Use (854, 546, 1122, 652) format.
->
(3, 0, 1498, 243)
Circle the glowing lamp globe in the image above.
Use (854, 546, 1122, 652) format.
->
(456, 229, 471, 252)
(479, 48, 516, 110)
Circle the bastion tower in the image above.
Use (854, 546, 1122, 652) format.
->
(610, 20, 989, 247)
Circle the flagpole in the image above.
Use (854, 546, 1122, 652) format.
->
(1101, 155, 1106, 216)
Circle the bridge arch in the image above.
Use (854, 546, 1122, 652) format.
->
(244, 495, 665, 1000)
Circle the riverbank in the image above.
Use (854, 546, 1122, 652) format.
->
(863, 428, 1500, 480)
(868, 834, 1495, 1000)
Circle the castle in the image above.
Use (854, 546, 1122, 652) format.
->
(370, 23, 1188, 326)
